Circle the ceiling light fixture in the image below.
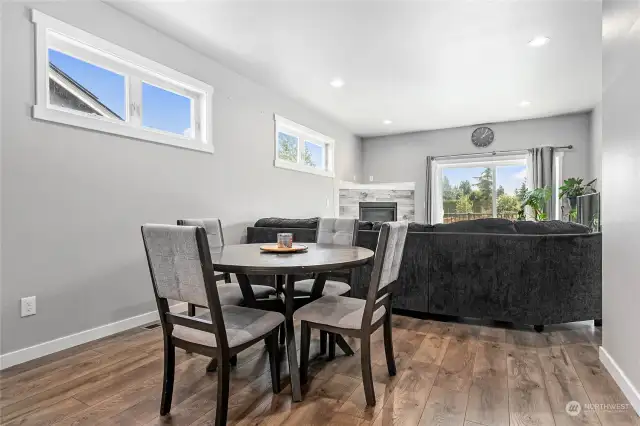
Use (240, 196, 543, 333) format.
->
(383, 120, 393, 125)
(519, 100, 531, 107)
(528, 36, 550, 47)
(329, 78, 345, 88)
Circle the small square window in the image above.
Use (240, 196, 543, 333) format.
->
(277, 132, 299, 163)
(142, 82, 193, 137)
(48, 49, 125, 121)
(303, 140, 325, 169)
(273, 115, 335, 178)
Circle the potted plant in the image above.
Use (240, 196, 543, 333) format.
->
(559, 178, 597, 209)
(518, 187, 551, 221)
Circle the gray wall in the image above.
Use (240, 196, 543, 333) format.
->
(601, 0, 640, 409)
(589, 104, 603, 191)
(362, 113, 591, 223)
(0, 2, 361, 354)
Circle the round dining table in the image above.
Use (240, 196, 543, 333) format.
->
(210, 243, 374, 402)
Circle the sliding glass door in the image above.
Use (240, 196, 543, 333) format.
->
(434, 156, 527, 223)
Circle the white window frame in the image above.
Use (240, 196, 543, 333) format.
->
(273, 114, 335, 178)
(31, 10, 214, 154)
(431, 154, 527, 223)
(554, 151, 565, 220)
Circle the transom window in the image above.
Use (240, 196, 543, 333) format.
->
(32, 10, 213, 153)
(433, 155, 528, 224)
(274, 115, 335, 177)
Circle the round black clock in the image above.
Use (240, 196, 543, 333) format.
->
(471, 126, 494, 148)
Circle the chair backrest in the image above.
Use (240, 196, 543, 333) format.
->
(177, 218, 231, 284)
(316, 218, 358, 246)
(177, 218, 224, 248)
(141, 224, 228, 348)
(362, 221, 409, 329)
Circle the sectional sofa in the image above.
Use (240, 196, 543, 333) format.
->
(246, 218, 602, 330)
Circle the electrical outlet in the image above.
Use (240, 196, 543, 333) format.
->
(21, 296, 36, 317)
(326, 198, 330, 208)
(369, 176, 374, 182)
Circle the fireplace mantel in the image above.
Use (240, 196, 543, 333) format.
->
(338, 181, 415, 191)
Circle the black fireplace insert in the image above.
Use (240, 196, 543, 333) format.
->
(359, 202, 397, 222)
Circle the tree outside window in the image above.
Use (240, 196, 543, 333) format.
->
(441, 163, 526, 223)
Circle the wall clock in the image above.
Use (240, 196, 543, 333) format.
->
(471, 126, 494, 148)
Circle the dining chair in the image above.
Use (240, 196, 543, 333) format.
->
(142, 224, 284, 426)
(289, 217, 359, 356)
(177, 219, 277, 314)
(295, 221, 408, 406)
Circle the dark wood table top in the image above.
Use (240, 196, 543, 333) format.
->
(210, 243, 374, 275)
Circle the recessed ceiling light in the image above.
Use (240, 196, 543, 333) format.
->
(329, 78, 345, 88)
(519, 100, 531, 107)
(528, 36, 550, 47)
(383, 120, 393, 125)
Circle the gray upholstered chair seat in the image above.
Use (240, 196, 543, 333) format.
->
(294, 295, 386, 330)
(293, 279, 351, 296)
(172, 305, 284, 348)
(216, 283, 276, 306)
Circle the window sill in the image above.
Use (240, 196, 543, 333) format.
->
(274, 159, 335, 178)
(32, 105, 214, 154)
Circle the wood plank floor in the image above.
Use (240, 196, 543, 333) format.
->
(1, 315, 637, 426)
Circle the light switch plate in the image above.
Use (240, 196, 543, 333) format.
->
(21, 296, 36, 317)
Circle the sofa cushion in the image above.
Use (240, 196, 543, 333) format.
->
(358, 221, 374, 230)
(370, 221, 433, 232)
(514, 220, 591, 234)
(254, 217, 318, 229)
(408, 223, 435, 232)
(433, 218, 518, 234)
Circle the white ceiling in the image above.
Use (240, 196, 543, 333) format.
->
(111, 0, 602, 137)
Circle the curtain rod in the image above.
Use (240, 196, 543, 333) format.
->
(432, 145, 573, 160)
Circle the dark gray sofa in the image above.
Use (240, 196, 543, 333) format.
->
(246, 218, 602, 329)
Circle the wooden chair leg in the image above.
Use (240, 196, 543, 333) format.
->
(383, 312, 396, 376)
(230, 355, 238, 367)
(160, 338, 175, 415)
(360, 336, 376, 406)
(206, 358, 218, 372)
(328, 333, 336, 360)
(216, 354, 231, 426)
(320, 331, 327, 355)
(300, 322, 311, 385)
(279, 323, 285, 345)
(267, 331, 281, 393)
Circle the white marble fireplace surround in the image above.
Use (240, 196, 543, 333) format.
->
(338, 182, 416, 221)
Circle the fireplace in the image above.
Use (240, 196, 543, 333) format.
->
(359, 202, 397, 222)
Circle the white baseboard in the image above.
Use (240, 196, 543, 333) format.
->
(0, 302, 187, 370)
(600, 346, 640, 416)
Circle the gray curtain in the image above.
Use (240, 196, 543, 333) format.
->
(425, 156, 433, 224)
(528, 146, 555, 219)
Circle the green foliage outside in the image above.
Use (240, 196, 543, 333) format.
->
(497, 194, 520, 214)
(455, 195, 473, 213)
(442, 167, 523, 220)
(277, 133, 316, 167)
